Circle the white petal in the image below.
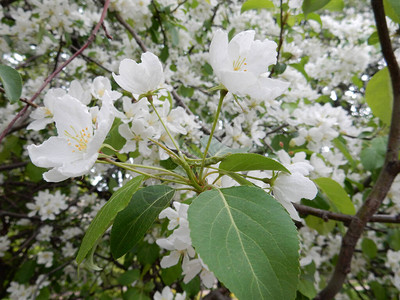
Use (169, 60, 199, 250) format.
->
(209, 29, 229, 76)
(276, 197, 301, 221)
(28, 137, 81, 168)
(160, 250, 181, 268)
(43, 169, 70, 182)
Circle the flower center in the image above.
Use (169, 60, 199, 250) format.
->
(233, 56, 247, 71)
(64, 126, 92, 153)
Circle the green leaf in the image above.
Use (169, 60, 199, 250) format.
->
(117, 269, 140, 286)
(360, 136, 387, 171)
(367, 31, 379, 45)
(333, 137, 356, 169)
(388, 229, 400, 250)
(370, 281, 387, 300)
(314, 177, 355, 215)
(297, 277, 317, 299)
(323, 0, 344, 11)
(14, 260, 36, 283)
(365, 67, 393, 125)
(110, 185, 174, 259)
(161, 263, 182, 286)
(305, 215, 336, 235)
(289, 56, 310, 81)
(76, 176, 144, 264)
(384, 0, 400, 24)
(123, 287, 150, 300)
(361, 238, 377, 259)
(219, 153, 290, 173)
(241, 0, 274, 13)
(136, 242, 160, 265)
(0, 65, 22, 103)
(25, 162, 46, 182)
(302, 0, 331, 17)
(188, 186, 300, 300)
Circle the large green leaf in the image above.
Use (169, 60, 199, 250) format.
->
(219, 153, 290, 173)
(384, 0, 400, 24)
(76, 175, 144, 264)
(188, 186, 299, 300)
(0, 65, 22, 103)
(302, 0, 331, 16)
(365, 67, 393, 125)
(241, 0, 274, 13)
(110, 185, 174, 259)
(314, 177, 355, 215)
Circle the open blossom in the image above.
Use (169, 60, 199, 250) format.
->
(209, 29, 289, 99)
(27, 93, 114, 182)
(113, 52, 164, 96)
(272, 151, 318, 221)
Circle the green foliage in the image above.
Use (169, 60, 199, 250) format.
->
(361, 238, 377, 259)
(14, 260, 36, 284)
(383, 0, 400, 24)
(76, 176, 144, 264)
(188, 186, 300, 300)
(365, 67, 393, 125)
(117, 269, 140, 286)
(219, 153, 290, 173)
(0, 65, 22, 103)
(314, 177, 356, 215)
(110, 185, 174, 259)
(241, 0, 274, 13)
(360, 136, 387, 171)
(302, 0, 331, 17)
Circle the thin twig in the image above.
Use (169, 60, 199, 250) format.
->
(0, 0, 112, 144)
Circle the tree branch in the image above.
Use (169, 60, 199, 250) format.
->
(294, 203, 400, 225)
(0, 0, 112, 144)
(316, 1, 400, 298)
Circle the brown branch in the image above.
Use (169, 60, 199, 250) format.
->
(294, 203, 400, 224)
(316, 0, 400, 299)
(0, 210, 40, 220)
(0, 87, 38, 108)
(269, 0, 288, 77)
(0, 161, 28, 171)
(0, 0, 112, 144)
(114, 12, 148, 52)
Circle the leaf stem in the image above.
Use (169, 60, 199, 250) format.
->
(199, 89, 228, 180)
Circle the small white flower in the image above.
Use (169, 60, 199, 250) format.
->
(37, 251, 54, 268)
(0, 235, 10, 257)
(91, 76, 121, 101)
(209, 29, 289, 99)
(153, 286, 173, 300)
(272, 151, 318, 221)
(27, 94, 114, 182)
(113, 52, 164, 96)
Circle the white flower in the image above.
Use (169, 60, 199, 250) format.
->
(113, 52, 164, 96)
(37, 251, 54, 268)
(91, 76, 121, 101)
(159, 201, 189, 230)
(27, 94, 114, 182)
(209, 29, 289, 99)
(27, 88, 65, 130)
(153, 286, 173, 300)
(272, 151, 318, 221)
(0, 235, 10, 257)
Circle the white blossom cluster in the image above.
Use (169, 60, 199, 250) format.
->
(156, 202, 216, 288)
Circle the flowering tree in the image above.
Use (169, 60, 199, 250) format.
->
(1, 0, 400, 299)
